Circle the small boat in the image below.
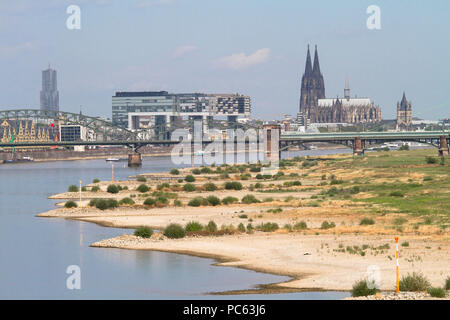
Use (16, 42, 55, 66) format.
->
(105, 157, 120, 162)
(2, 157, 34, 163)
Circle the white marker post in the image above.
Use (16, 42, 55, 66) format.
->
(395, 236, 399, 293)
(79, 180, 82, 208)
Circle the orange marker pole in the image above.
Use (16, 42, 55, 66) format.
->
(395, 237, 399, 293)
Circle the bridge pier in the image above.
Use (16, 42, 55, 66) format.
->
(439, 136, 449, 156)
(128, 152, 142, 167)
(263, 124, 281, 164)
(353, 137, 364, 156)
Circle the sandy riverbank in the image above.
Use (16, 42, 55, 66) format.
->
(37, 149, 450, 296)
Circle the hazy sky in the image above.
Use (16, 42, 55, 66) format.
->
(1, 0, 449, 120)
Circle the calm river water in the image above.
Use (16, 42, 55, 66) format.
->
(0, 149, 351, 299)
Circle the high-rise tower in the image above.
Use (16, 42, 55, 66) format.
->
(299, 45, 325, 119)
(40, 65, 59, 112)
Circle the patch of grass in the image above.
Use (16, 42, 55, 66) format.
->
(401, 241, 409, 247)
(360, 217, 375, 225)
(259, 222, 279, 232)
(204, 220, 218, 233)
(134, 226, 153, 238)
(136, 176, 147, 182)
(164, 223, 185, 239)
(119, 197, 135, 205)
(64, 201, 77, 208)
(389, 191, 404, 197)
(238, 223, 246, 233)
(203, 182, 217, 191)
(425, 156, 438, 164)
(294, 221, 308, 230)
(222, 196, 239, 205)
(185, 221, 203, 232)
(351, 279, 378, 297)
(107, 184, 120, 194)
(92, 178, 100, 183)
(91, 186, 100, 192)
(399, 272, 431, 292)
(445, 277, 450, 290)
(241, 194, 260, 204)
(224, 181, 243, 190)
(320, 221, 336, 229)
(238, 214, 248, 219)
(174, 199, 182, 206)
(394, 217, 408, 225)
(427, 287, 446, 298)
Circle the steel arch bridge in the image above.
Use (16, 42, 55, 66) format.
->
(0, 109, 138, 142)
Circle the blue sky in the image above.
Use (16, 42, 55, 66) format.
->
(0, 0, 449, 120)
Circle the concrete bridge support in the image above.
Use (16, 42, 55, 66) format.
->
(353, 137, 364, 156)
(128, 152, 142, 167)
(263, 124, 281, 164)
(439, 136, 449, 156)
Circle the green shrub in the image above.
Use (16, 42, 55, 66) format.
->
(164, 223, 185, 239)
(427, 287, 446, 298)
(192, 168, 201, 175)
(188, 197, 208, 207)
(185, 175, 196, 182)
(137, 184, 150, 193)
(260, 222, 279, 232)
(91, 186, 100, 192)
(81, 186, 87, 192)
(350, 186, 360, 194)
(399, 144, 410, 151)
(445, 277, 450, 290)
(351, 279, 378, 297)
(294, 221, 308, 230)
(320, 221, 336, 229)
(174, 199, 182, 206)
(183, 183, 196, 192)
(200, 167, 213, 174)
(157, 183, 170, 190)
(143, 198, 156, 206)
(222, 196, 239, 205)
(90, 198, 118, 210)
(170, 168, 180, 175)
(390, 191, 404, 197)
(107, 184, 120, 194)
(425, 156, 438, 164)
(134, 226, 153, 238)
(423, 176, 433, 181)
(64, 201, 77, 208)
(68, 185, 78, 192)
(401, 241, 409, 247)
(255, 174, 263, 180)
(247, 223, 253, 232)
(224, 181, 242, 190)
(206, 195, 220, 206)
(241, 194, 260, 204)
(394, 217, 408, 225)
(94, 199, 108, 210)
(106, 199, 118, 209)
(185, 221, 203, 232)
(330, 179, 344, 185)
(93, 178, 100, 183)
(205, 220, 218, 233)
(399, 272, 431, 291)
(204, 182, 217, 191)
(238, 223, 246, 233)
(360, 217, 375, 225)
(119, 197, 135, 205)
(238, 214, 248, 219)
(136, 176, 147, 182)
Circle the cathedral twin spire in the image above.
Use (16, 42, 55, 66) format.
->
(304, 45, 322, 76)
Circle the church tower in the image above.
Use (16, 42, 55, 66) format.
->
(396, 92, 412, 128)
(299, 45, 325, 121)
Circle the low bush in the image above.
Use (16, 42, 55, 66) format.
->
(185, 175, 196, 182)
(64, 201, 77, 208)
(330, 179, 344, 185)
(351, 279, 378, 297)
(119, 197, 135, 205)
(174, 199, 182, 206)
(68, 185, 78, 192)
(427, 287, 446, 298)
(360, 217, 375, 225)
(185, 221, 203, 232)
(401, 241, 409, 247)
(90, 186, 100, 192)
(200, 167, 213, 174)
(164, 223, 185, 239)
(238, 214, 248, 219)
(206, 195, 221, 206)
(425, 156, 438, 164)
(238, 223, 246, 233)
(107, 184, 120, 194)
(222, 196, 239, 205)
(92, 178, 100, 183)
(203, 182, 217, 191)
(136, 176, 147, 182)
(134, 226, 153, 238)
(192, 168, 201, 175)
(260, 222, 279, 232)
(81, 186, 87, 192)
(241, 194, 260, 204)
(188, 197, 208, 207)
(170, 168, 180, 175)
(157, 183, 170, 190)
(399, 272, 431, 292)
(89, 198, 118, 210)
(445, 277, 450, 290)
(390, 191, 404, 197)
(137, 184, 150, 193)
(143, 198, 156, 206)
(204, 220, 218, 233)
(183, 183, 196, 192)
(294, 221, 308, 230)
(224, 181, 242, 190)
(320, 221, 336, 229)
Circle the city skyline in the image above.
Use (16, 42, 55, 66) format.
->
(0, 0, 449, 120)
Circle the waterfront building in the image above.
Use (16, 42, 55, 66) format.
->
(40, 65, 59, 112)
(298, 45, 381, 124)
(396, 92, 412, 128)
(112, 91, 251, 138)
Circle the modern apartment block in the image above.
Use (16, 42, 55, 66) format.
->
(40, 66, 59, 112)
(112, 91, 251, 136)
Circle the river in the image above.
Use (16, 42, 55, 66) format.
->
(0, 149, 352, 299)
